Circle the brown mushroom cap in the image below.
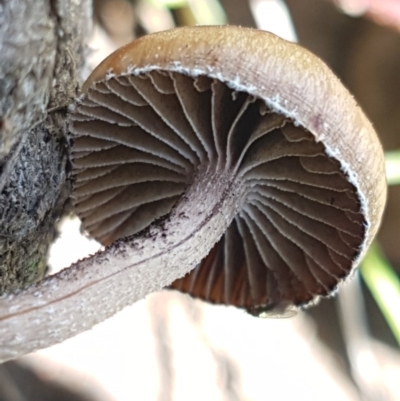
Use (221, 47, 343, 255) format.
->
(69, 25, 386, 315)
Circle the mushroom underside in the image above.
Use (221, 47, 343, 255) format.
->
(70, 69, 365, 314)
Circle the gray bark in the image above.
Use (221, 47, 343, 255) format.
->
(0, 0, 92, 292)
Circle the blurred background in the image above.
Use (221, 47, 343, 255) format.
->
(1, 0, 399, 400)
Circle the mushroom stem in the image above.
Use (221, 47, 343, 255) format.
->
(0, 168, 243, 363)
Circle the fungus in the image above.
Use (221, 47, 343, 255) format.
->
(70, 25, 386, 315)
(0, 26, 386, 362)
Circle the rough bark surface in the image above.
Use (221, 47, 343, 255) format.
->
(0, 0, 55, 162)
(0, 0, 91, 293)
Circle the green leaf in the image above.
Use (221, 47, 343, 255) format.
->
(360, 242, 400, 345)
(385, 150, 400, 185)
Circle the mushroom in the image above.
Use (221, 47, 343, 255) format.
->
(0, 26, 386, 361)
(71, 24, 387, 313)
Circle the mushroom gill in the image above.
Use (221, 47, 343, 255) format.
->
(69, 25, 386, 316)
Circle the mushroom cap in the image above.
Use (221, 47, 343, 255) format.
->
(70, 25, 386, 315)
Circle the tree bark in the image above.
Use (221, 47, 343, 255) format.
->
(0, 0, 92, 292)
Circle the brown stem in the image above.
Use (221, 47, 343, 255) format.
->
(0, 169, 243, 362)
